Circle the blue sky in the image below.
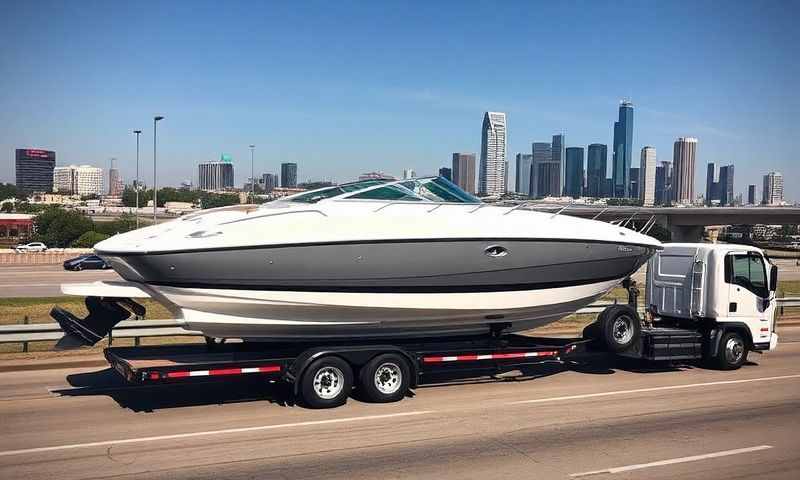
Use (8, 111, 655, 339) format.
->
(1, 0, 798, 201)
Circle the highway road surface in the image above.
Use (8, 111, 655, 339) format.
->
(2, 257, 799, 298)
(0, 328, 799, 479)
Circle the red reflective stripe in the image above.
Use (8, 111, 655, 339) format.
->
(493, 352, 526, 359)
(458, 354, 479, 361)
(423, 356, 445, 363)
(149, 372, 160, 380)
(210, 368, 242, 376)
(166, 371, 191, 378)
(423, 350, 559, 363)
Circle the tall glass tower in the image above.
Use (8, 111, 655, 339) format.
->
(586, 144, 607, 197)
(612, 101, 634, 198)
(479, 112, 507, 196)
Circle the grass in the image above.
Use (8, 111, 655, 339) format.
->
(0, 296, 173, 325)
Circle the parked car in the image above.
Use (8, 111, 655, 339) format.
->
(15, 242, 48, 253)
(63, 254, 111, 271)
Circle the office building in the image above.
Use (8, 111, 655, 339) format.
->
(639, 146, 656, 206)
(718, 165, 734, 206)
(403, 168, 416, 180)
(514, 153, 533, 195)
(530, 142, 552, 197)
(705, 163, 719, 204)
(629, 168, 640, 200)
(53, 165, 103, 196)
(564, 147, 584, 198)
(478, 112, 507, 196)
(748, 184, 756, 205)
(672, 137, 698, 204)
(108, 160, 124, 197)
(262, 173, 278, 193)
(612, 101, 634, 197)
(438, 167, 452, 181)
(551, 134, 565, 195)
(762, 171, 784, 205)
(15, 149, 56, 193)
(281, 163, 298, 188)
(198, 155, 235, 191)
(655, 161, 673, 205)
(586, 144, 607, 198)
(452, 153, 476, 194)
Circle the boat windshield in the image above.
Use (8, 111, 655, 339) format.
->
(277, 176, 480, 204)
(281, 180, 388, 204)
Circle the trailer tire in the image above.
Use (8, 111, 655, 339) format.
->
(359, 353, 410, 403)
(599, 305, 640, 353)
(712, 331, 748, 370)
(300, 356, 353, 408)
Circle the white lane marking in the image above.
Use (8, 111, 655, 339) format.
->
(0, 410, 433, 458)
(509, 374, 800, 405)
(570, 445, 773, 477)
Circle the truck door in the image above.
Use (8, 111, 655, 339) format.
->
(725, 252, 772, 343)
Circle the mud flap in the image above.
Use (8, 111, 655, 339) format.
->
(51, 296, 144, 349)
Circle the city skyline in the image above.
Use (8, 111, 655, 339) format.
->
(1, 1, 797, 201)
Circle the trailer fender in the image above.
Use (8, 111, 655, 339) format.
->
(707, 323, 754, 358)
(290, 346, 418, 395)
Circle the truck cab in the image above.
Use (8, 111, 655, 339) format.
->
(646, 243, 779, 364)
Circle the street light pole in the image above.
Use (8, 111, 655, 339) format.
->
(133, 130, 142, 229)
(153, 116, 164, 224)
(249, 144, 255, 203)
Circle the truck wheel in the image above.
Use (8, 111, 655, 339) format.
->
(359, 353, 410, 403)
(300, 356, 353, 408)
(600, 305, 641, 353)
(713, 331, 748, 370)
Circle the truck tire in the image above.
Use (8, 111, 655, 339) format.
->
(300, 356, 353, 408)
(712, 331, 748, 370)
(599, 305, 641, 353)
(359, 353, 411, 403)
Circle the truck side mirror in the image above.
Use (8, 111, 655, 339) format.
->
(770, 265, 778, 292)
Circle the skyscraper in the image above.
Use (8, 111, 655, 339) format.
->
(198, 157, 235, 191)
(639, 146, 656, 206)
(718, 165, 734, 206)
(629, 168, 640, 199)
(655, 161, 673, 205)
(672, 137, 698, 204)
(108, 159, 124, 196)
(530, 142, 552, 198)
(747, 184, 756, 205)
(564, 147, 584, 198)
(705, 162, 718, 205)
(15, 149, 56, 193)
(514, 153, 533, 195)
(438, 167, 452, 181)
(281, 163, 298, 188)
(762, 172, 784, 205)
(403, 168, 416, 180)
(612, 101, 634, 197)
(452, 153, 476, 194)
(551, 134, 565, 195)
(586, 144, 607, 198)
(478, 112, 507, 196)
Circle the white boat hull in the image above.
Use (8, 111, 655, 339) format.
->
(143, 279, 621, 340)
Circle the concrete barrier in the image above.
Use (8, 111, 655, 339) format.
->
(0, 249, 94, 265)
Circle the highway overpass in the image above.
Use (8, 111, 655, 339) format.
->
(510, 204, 800, 241)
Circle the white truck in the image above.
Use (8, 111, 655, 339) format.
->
(585, 242, 779, 370)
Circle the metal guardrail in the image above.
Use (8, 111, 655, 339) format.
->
(0, 299, 796, 350)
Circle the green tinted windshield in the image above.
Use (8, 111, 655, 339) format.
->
(400, 177, 480, 203)
(286, 180, 388, 203)
(349, 184, 422, 201)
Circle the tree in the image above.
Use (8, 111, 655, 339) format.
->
(33, 207, 94, 247)
(94, 213, 138, 236)
(0, 183, 18, 201)
(0, 202, 12, 213)
(199, 192, 239, 209)
(73, 231, 110, 248)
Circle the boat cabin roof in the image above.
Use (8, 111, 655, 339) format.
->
(272, 176, 481, 205)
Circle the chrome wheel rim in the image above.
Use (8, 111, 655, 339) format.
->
(612, 315, 635, 344)
(725, 337, 744, 364)
(373, 362, 402, 395)
(313, 366, 344, 400)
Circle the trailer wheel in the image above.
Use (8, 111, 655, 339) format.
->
(712, 331, 748, 370)
(359, 353, 410, 403)
(300, 356, 353, 408)
(599, 305, 641, 353)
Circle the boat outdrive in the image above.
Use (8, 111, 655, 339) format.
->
(51, 296, 145, 349)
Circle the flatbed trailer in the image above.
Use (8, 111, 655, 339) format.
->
(104, 334, 588, 408)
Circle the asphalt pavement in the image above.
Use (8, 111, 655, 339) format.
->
(0, 265, 119, 297)
(0, 327, 798, 479)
